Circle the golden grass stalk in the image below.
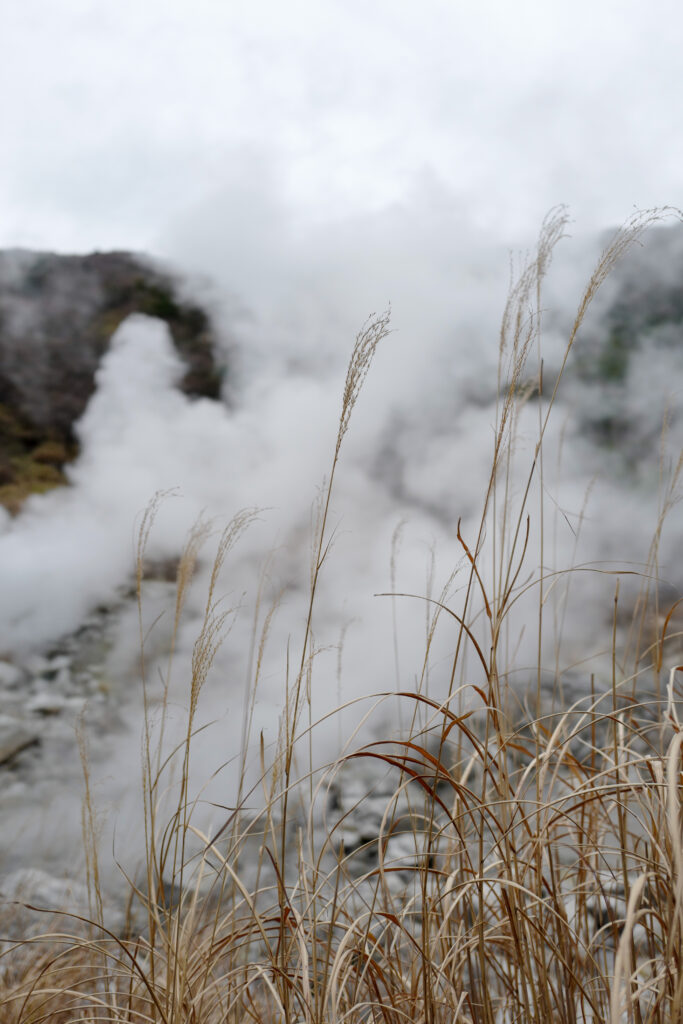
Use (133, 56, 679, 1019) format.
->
(3, 215, 683, 1024)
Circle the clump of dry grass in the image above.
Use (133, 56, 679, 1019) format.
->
(3, 212, 683, 1024)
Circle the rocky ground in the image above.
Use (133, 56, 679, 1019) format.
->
(0, 588, 667, 948)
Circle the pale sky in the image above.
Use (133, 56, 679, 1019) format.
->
(2, 0, 682, 254)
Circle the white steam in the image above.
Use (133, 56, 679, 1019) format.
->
(1, 199, 682, 882)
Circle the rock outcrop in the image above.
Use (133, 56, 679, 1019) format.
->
(0, 250, 222, 511)
(572, 223, 683, 460)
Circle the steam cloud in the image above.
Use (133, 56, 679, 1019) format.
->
(1, 186, 681, 879)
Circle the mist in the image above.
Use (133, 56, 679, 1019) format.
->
(1, 0, 682, 887)
(2, 187, 681, 883)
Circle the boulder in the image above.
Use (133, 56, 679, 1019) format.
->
(0, 868, 126, 970)
(0, 714, 39, 764)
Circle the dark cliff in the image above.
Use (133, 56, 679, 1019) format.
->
(0, 250, 222, 511)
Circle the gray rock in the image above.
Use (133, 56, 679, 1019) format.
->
(0, 248, 225, 512)
(0, 249, 222, 436)
(0, 868, 126, 951)
(0, 868, 91, 916)
(0, 661, 22, 689)
(25, 692, 67, 715)
(0, 715, 39, 764)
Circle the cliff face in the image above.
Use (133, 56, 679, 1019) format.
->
(0, 250, 222, 512)
(570, 224, 683, 466)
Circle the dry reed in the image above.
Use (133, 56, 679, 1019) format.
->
(2, 212, 683, 1024)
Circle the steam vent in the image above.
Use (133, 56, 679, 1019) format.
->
(0, 250, 221, 513)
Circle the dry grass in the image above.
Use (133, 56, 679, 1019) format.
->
(2, 210, 683, 1023)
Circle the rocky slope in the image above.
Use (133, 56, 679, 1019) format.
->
(0, 250, 222, 512)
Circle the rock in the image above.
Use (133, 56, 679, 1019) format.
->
(0, 715, 39, 764)
(35, 654, 72, 692)
(0, 661, 23, 689)
(570, 222, 683, 462)
(0, 868, 127, 961)
(23, 654, 51, 676)
(0, 249, 225, 512)
(0, 868, 91, 918)
(25, 693, 67, 716)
